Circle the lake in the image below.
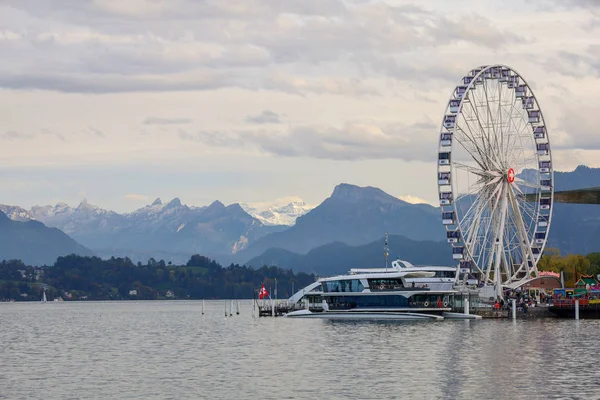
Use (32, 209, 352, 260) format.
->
(0, 301, 596, 399)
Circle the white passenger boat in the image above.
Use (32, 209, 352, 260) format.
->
(285, 269, 456, 320)
(285, 235, 481, 320)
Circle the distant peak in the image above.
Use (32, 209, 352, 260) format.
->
(226, 203, 245, 212)
(330, 183, 400, 204)
(77, 197, 94, 209)
(151, 198, 162, 206)
(332, 183, 360, 196)
(166, 198, 182, 208)
(207, 200, 225, 209)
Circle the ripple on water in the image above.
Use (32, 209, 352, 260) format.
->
(0, 302, 596, 400)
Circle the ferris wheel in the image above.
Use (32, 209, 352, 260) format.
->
(437, 65, 554, 291)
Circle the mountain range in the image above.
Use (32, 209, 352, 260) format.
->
(1, 164, 600, 268)
(2, 198, 286, 264)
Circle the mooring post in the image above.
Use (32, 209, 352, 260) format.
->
(271, 298, 275, 317)
(575, 299, 580, 320)
(511, 299, 516, 320)
(464, 295, 470, 315)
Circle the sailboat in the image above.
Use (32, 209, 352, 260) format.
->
(41, 289, 47, 303)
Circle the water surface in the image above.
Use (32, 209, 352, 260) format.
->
(0, 301, 595, 399)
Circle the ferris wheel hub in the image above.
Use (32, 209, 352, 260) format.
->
(507, 168, 515, 183)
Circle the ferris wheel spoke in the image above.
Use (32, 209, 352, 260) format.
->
(463, 97, 499, 169)
(452, 161, 487, 177)
(454, 125, 489, 169)
(483, 79, 502, 165)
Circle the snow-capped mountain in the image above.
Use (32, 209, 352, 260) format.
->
(2, 197, 286, 263)
(30, 198, 125, 238)
(241, 200, 314, 226)
(0, 205, 34, 222)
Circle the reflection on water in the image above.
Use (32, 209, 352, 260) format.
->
(0, 301, 596, 399)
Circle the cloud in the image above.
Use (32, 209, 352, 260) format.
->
(0, 1, 524, 95)
(41, 129, 67, 142)
(84, 126, 106, 137)
(179, 120, 438, 161)
(1, 131, 35, 141)
(399, 195, 432, 205)
(245, 110, 283, 124)
(144, 117, 193, 125)
(124, 193, 149, 201)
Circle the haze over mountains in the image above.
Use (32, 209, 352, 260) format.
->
(1, 165, 599, 269)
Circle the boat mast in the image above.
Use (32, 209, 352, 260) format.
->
(384, 232, 389, 272)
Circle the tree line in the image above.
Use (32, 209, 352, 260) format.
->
(0, 254, 316, 301)
(537, 249, 600, 287)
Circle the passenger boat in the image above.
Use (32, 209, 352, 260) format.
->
(285, 235, 481, 320)
(286, 269, 463, 320)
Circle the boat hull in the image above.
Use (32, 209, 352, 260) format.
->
(284, 310, 443, 320)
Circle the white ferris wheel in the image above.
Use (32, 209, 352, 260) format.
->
(437, 65, 554, 292)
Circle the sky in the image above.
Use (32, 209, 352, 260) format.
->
(1, 0, 599, 213)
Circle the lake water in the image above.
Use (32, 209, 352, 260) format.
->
(0, 301, 597, 399)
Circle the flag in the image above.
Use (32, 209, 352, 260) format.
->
(259, 284, 269, 299)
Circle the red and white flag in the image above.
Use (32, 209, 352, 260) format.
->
(259, 284, 269, 299)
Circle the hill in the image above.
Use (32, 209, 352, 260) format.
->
(0, 211, 93, 265)
(246, 234, 451, 276)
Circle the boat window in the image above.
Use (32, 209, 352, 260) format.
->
(367, 278, 404, 290)
(434, 271, 457, 278)
(321, 279, 364, 293)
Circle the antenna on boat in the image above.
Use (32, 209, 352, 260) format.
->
(384, 232, 389, 272)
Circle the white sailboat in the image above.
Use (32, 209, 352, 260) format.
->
(41, 289, 47, 303)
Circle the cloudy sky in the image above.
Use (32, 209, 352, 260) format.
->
(1, 0, 599, 212)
